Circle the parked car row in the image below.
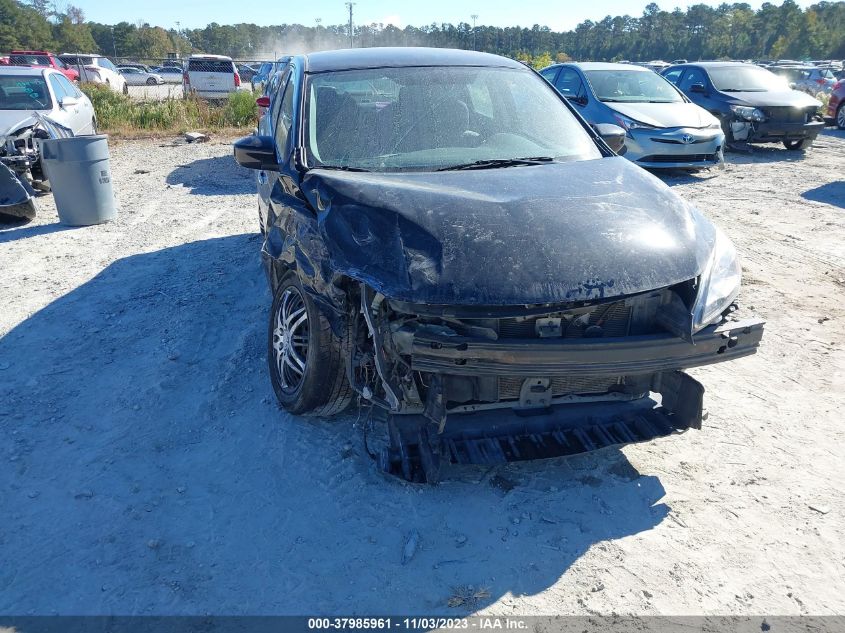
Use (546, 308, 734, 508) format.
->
(541, 60, 827, 161)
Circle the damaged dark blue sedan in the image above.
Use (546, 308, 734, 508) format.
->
(233, 48, 764, 482)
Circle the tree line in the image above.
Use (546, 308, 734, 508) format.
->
(1, 0, 843, 63)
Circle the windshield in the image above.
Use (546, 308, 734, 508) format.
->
(709, 66, 788, 92)
(0, 76, 51, 110)
(585, 69, 684, 103)
(305, 66, 601, 172)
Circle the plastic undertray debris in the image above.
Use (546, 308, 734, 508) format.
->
(380, 371, 704, 483)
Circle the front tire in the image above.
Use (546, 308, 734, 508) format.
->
(268, 274, 352, 416)
(784, 139, 812, 151)
(146, 77, 157, 86)
(837, 102, 845, 131)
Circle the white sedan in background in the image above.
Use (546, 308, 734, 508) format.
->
(0, 67, 96, 136)
(118, 67, 165, 86)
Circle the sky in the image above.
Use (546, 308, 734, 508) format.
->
(68, 0, 815, 32)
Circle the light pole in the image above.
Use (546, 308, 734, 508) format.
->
(471, 14, 478, 51)
(345, 2, 356, 48)
(110, 26, 117, 58)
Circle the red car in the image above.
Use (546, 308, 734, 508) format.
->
(826, 79, 845, 130)
(8, 50, 79, 82)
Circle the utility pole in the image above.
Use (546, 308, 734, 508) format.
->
(110, 26, 117, 57)
(345, 2, 356, 48)
(471, 14, 478, 51)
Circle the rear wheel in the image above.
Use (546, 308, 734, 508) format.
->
(837, 103, 845, 130)
(268, 274, 352, 416)
(783, 138, 813, 151)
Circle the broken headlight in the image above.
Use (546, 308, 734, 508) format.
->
(730, 105, 766, 122)
(692, 226, 742, 332)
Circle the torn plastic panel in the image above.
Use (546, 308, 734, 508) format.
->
(0, 162, 36, 220)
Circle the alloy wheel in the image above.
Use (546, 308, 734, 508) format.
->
(272, 286, 309, 392)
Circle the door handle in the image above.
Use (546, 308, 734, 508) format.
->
(258, 171, 268, 185)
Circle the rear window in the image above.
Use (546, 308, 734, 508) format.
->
(0, 75, 51, 110)
(10, 55, 51, 67)
(188, 59, 235, 73)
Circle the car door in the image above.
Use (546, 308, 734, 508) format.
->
(675, 67, 723, 117)
(554, 67, 591, 119)
(259, 67, 294, 232)
(57, 73, 93, 132)
(46, 73, 81, 132)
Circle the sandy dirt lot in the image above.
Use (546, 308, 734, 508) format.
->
(1, 131, 843, 615)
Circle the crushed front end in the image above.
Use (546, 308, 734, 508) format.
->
(347, 281, 764, 483)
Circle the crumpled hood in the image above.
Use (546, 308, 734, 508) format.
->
(0, 112, 39, 137)
(609, 101, 717, 129)
(303, 157, 716, 305)
(721, 90, 822, 108)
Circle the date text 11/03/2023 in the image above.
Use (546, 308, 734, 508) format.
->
(307, 617, 529, 630)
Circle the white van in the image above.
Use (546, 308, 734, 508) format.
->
(183, 55, 243, 99)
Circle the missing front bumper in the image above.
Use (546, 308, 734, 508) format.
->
(380, 370, 705, 483)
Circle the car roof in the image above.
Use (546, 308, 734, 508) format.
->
(681, 61, 760, 69)
(563, 62, 652, 72)
(301, 47, 525, 73)
(189, 54, 232, 60)
(0, 66, 51, 77)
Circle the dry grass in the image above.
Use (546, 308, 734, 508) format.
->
(81, 84, 257, 134)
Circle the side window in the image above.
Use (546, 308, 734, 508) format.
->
(663, 68, 683, 85)
(539, 67, 559, 85)
(274, 74, 294, 152)
(270, 67, 292, 126)
(679, 68, 707, 92)
(56, 74, 81, 97)
(48, 74, 70, 102)
(554, 68, 584, 98)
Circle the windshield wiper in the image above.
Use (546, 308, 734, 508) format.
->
(437, 157, 555, 171)
(720, 88, 766, 92)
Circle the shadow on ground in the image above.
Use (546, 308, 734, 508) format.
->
(802, 181, 845, 209)
(0, 234, 669, 615)
(0, 220, 78, 244)
(166, 155, 255, 195)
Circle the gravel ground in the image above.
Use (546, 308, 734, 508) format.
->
(0, 131, 843, 615)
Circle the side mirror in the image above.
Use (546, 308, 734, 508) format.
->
(256, 95, 271, 108)
(788, 82, 797, 89)
(690, 83, 707, 94)
(60, 96, 78, 108)
(233, 135, 279, 171)
(594, 123, 627, 155)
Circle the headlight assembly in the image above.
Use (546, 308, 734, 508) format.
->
(612, 113, 659, 137)
(730, 105, 766, 122)
(692, 226, 742, 332)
